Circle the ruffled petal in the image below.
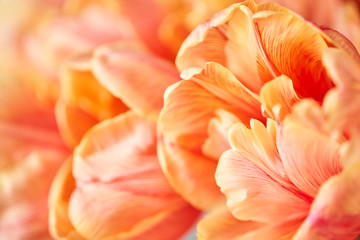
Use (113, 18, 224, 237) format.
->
(277, 116, 343, 198)
(228, 120, 289, 184)
(92, 43, 179, 121)
(294, 160, 360, 240)
(260, 75, 299, 121)
(216, 149, 310, 223)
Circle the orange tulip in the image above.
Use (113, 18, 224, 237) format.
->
(158, 0, 360, 211)
(49, 42, 201, 239)
(213, 48, 360, 238)
(192, 43, 360, 239)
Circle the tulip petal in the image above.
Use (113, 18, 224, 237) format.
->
(48, 158, 83, 240)
(57, 53, 128, 148)
(159, 80, 236, 150)
(260, 75, 299, 120)
(322, 48, 360, 136)
(92, 43, 179, 121)
(70, 111, 200, 239)
(197, 207, 264, 240)
(254, 11, 333, 101)
(160, 63, 262, 150)
(216, 149, 310, 223)
(176, 2, 287, 92)
(158, 138, 225, 210)
(238, 213, 306, 240)
(202, 109, 240, 160)
(277, 116, 343, 198)
(293, 160, 360, 240)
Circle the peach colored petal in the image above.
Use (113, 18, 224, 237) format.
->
(277, 116, 343, 198)
(55, 100, 99, 149)
(70, 111, 200, 239)
(159, 80, 236, 150)
(294, 160, 360, 240)
(321, 27, 360, 64)
(228, 120, 290, 185)
(202, 109, 240, 160)
(238, 213, 306, 240)
(158, 138, 225, 210)
(175, 3, 236, 72)
(180, 62, 262, 117)
(92, 44, 179, 121)
(216, 149, 310, 223)
(176, 2, 287, 92)
(48, 158, 83, 240)
(253, 11, 333, 101)
(160, 63, 262, 150)
(197, 207, 264, 240)
(56, 54, 128, 148)
(260, 75, 299, 121)
(322, 48, 360, 136)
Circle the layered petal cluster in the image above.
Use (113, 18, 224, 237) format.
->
(214, 49, 360, 238)
(158, 0, 357, 211)
(49, 43, 202, 239)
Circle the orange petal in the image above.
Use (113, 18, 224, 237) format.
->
(260, 75, 299, 121)
(158, 138, 225, 210)
(216, 149, 310, 223)
(176, 2, 287, 92)
(228, 120, 291, 185)
(294, 160, 360, 240)
(238, 213, 306, 240)
(254, 11, 333, 101)
(70, 111, 200, 239)
(57, 53, 128, 148)
(278, 116, 343, 198)
(160, 63, 262, 150)
(197, 207, 264, 240)
(201, 109, 240, 160)
(48, 158, 83, 240)
(92, 44, 179, 121)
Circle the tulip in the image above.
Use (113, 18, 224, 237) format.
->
(49, 43, 201, 239)
(158, 0, 360, 211)
(195, 45, 360, 239)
